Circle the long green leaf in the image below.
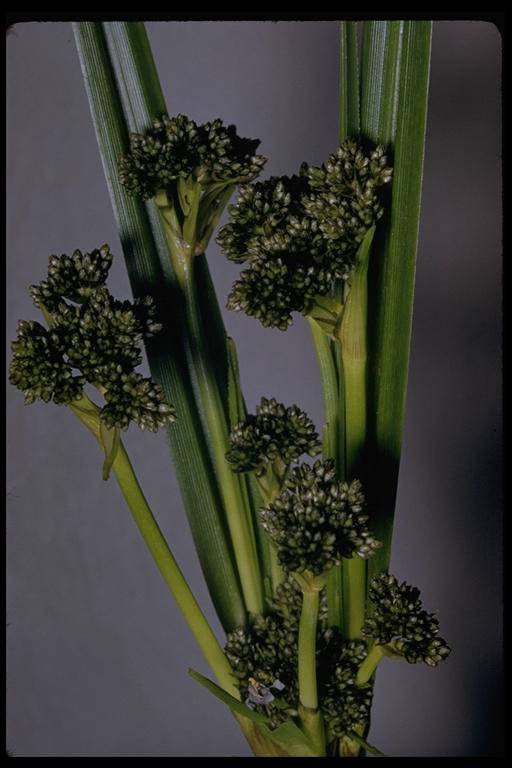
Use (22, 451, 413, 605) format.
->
(102, 22, 264, 615)
(339, 21, 360, 140)
(73, 21, 246, 631)
(324, 20, 363, 632)
(258, 721, 318, 757)
(361, 21, 433, 582)
(189, 669, 271, 726)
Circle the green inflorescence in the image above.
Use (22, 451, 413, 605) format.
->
(225, 576, 372, 735)
(9, 245, 175, 432)
(119, 113, 266, 199)
(362, 573, 451, 667)
(322, 641, 373, 741)
(260, 459, 381, 575)
(217, 139, 392, 330)
(226, 396, 321, 476)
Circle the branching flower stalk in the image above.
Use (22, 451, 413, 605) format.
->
(119, 113, 267, 616)
(8, 248, 238, 698)
(9, 19, 449, 758)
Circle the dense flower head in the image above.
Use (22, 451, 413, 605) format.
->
(119, 113, 266, 199)
(226, 397, 320, 475)
(216, 174, 309, 263)
(362, 573, 451, 667)
(225, 576, 371, 736)
(303, 140, 392, 255)
(9, 247, 175, 432)
(30, 245, 113, 307)
(9, 320, 85, 405)
(322, 641, 373, 739)
(260, 459, 381, 575)
(218, 139, 392, 330)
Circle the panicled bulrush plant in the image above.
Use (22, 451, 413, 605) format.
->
(9, 19, 447, 758)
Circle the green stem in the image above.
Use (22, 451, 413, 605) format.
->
(338, 227, 375, 640)
(348, 731, 387, 758)
(356, 643, 385, 687)
(111, 442, 239, 697)
(341, 556, 366, 641)
(162, 223, 264, 616)
(307, 316, 341, 468)
(297, 585, 325, 754)
(298, 587, 319, 710)
(269, 547, 284, 594)
(70, 398, 238, 698)
(307, 317, 345, 632)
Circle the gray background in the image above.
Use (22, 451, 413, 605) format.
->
(6, 21, 502, 757)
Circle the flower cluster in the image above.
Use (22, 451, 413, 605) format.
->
(260, 459, 381, 575)
(362, 573, 451, 667)
(226, 576, 366, 732)
(9, 246, 175, 432)
(226, 397, 320, 476)
(322, 641, 373, 740)
(217, 139, 392, 330)
(119, 113, 266, 199)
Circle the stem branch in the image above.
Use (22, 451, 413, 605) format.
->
(162, 217, 264, 616)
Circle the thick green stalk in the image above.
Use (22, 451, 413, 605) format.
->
(298, 588, 319, 710)
(73, 22, 246, 631)
(307, 317, 344, 629)
(307, 317, 340, 468)
(297, 586, 325, 755)
(355, 643, 385, 687)
(318, 20, 362, 635)
(338, 227, 375, 639)
(361, 21, 433, 582)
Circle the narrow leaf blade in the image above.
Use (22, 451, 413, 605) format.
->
(73, 21, 246, 631)
(188, 669, 271, 726)
(361, 21, 433, 580)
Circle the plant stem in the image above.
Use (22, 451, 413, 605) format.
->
(70, 398, 238, 699)
(348, 731, 387, 758)
(297, 584, 325, 754)
(298, 587, 319, 710)
(338, 227, 375, 639)
(307, 316, 345, 631)
(161, 218, 264, 617)
(307, 316, 341, 469)
(356, 643, 385, 687)
(182, 267, 264, 616)
(111, 442, 239, 697)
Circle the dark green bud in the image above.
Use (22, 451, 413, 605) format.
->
(260, 459, 381, 576)
(9, 320, 84, 405)
(119, 113, 266, 199)
(216, 174, 308, 263)
(31, 245, 113, 307)
(101, 370, 175, 432)
(220, 139, 392, 330)
(226, 397, 320, 475)
(10, 248, 175, 433)
(362, 573, 451, 667)
(322, 641, 373, 739)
